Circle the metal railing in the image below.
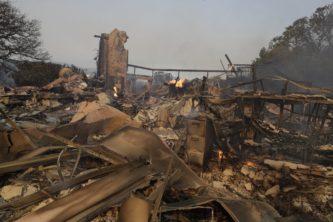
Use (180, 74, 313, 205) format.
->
(127, 63, 252, 79)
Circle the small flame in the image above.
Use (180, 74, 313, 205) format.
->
(113, 86, 118, 98)
(218, 150, 223, 160)
(176, 79, 185, 88)
(168, 79, 185, 88)
(244, 160, 256, 167)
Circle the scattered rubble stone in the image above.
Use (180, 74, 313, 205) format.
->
(244, 182, 253, 191)
(240, 165, 250, 176)
(265, 185, 280, 198)
(0, 185, 23, 200)
(222, 168, 234, 177)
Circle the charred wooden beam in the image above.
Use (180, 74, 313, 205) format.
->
(0, 152, 77, 175)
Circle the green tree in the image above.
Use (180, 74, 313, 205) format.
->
(0, 0, 49, 61)
(255, 4, 333, 88)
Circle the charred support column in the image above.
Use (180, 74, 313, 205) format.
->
(290, 104, 294, 120)
(320, 105, 330, 131)
(95, 34, 108, 79)
(281, 81, 289, 95)
(307, 103, 317, 126)
(133, 67, 137, 93)
(313, 104, 321, 124)
(278, 102, 284, 125)
(251, 65, 257, 92)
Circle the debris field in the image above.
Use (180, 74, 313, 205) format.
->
(0, 29, 333, 222)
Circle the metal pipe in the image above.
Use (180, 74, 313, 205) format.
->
(225, 54, 233, 66)
(128, 64, 233, 73)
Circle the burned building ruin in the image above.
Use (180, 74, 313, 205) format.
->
(0, 29, 332, 222)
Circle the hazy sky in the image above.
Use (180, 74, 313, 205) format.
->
(10, 0, 333, 70)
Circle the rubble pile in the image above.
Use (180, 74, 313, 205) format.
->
(1, 31, 333, 221)
(1, 69, 333, 221)
(210, 157, 333, 219)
